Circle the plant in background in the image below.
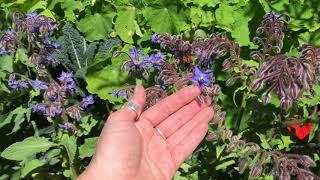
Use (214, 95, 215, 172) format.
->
(1, 0, 320, 179)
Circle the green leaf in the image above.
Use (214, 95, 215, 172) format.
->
(49, 0, 84, 22)
(300, 85, 320, 106)
(277, 135, 293, 151)
(114, 7, 136, 43)
(256, 133, 272, 150)
(181, 0, 220, 7)
(0, 106, 30, 134)
(16, 48, 34, 67)
(79, 137, 98, 159)
(1, 136, 55, 161)
(143, 6, 188, 34)
(189, 8, 215, 28)
(79, 115, 97, 136)
(215, 2, 256, 47)
(0, 54, 13, 73)
(76, 13, 113, 42)
(85, 45, 132, 104)
(21, 159, 46, 177)
(55, 23, 98, 79)
(8, 107, 31, 135)
(215, 160, 236, 170)
(60, 134, 77, 165)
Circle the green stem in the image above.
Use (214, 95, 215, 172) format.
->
(235, 88, 248, 133)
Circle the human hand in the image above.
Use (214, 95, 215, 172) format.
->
(78, 85, 214, 180)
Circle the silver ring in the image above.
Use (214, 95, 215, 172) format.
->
(155, 127, 166, 140)
(121, 102, 141, 116)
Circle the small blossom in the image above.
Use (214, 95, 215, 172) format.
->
(111, 89, 128, 99)
(66, 105, 81, 121)
(58, 122, 76, 131)
(190, 66, 213, 89)
(122, 47, 151, 77)
(58, 71, 76, 90)
(45, 104, 63, 117)
(31, 78, 48, 90)
(80, 95, 94, 108)
(150, 33, 161, 43)
(30, 103, 46, 113)
(8, 80, 29, 90)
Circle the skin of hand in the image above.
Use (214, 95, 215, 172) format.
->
(78, 85, 214, 180)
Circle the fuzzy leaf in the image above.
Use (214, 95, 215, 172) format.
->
(79, 137, 98, 159)
(0, 54, 13, 73)
(215, 2, 256, 47)
(114, 7, 136, 43)
(1, 136, 55, 161)
(143, 6, 188, 34)
(60, 134, 77, 165)
(21, 159, 46, 177)
(76, 13, 113, 42)
(85, 45, 132, 104)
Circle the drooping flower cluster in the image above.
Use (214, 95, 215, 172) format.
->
(206, 125, 319, 179)
(30, 71, 94, 125)
(251, 12, 319, 111)
(251, 12, 289, 60)
(0, 11, 60, 66)
(251, 55, 315, 111)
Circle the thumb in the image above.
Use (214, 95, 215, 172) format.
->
(109, 85, 146, 122)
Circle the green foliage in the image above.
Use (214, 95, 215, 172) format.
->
(1, 136, 55, 161)
(1, 0, 320, 179)
(55, 23, 98, 79)
(86, 45, 132, 103)
(79, 137, 98, 159)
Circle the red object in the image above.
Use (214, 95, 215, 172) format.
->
(287, 122, 312, 140)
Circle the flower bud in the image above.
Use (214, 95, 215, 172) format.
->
(222, 59, 232, 72)
(251, 79, 263, 92)
(280, 96, 292, 111)
(262, 92, 271, 105)
(302, 155, 316, 167)
(250, 164, 263, 177)
(290, 83, 300, 99)
(239, 159, 248, 174)
(206, 132, 218, 141)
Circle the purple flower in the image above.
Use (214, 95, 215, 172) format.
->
(149, 51, 165, 63)
(150, 33, 161, 43)
(8, 80, 29, 90)
(30, 103, 46, 113)
(58, 71, 76, 90)
(45, 104, 63, 117)
(80, 95, 94, 108)
(122, 47, 152, 77)
(190, 66, 213, 89)
(0, 30, 18, 53)
(111, 89, 128, 99)
(66, 105, 81, 121)
(0, 48, 7, 55)
(58, 122, 76, 131)
(149, 51, 165, 70)
(31, 78, 48, 90)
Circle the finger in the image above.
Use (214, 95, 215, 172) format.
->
(108, 85, 146, 122)
(170, 121, 208, 168)
(140, 85, 201, 126)
(156, 100, 207, 138)
(167, 107, 214, 149)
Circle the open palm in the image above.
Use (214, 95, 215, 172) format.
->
(79, 85, 214, 180)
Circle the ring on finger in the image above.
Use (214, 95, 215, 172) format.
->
(121, 101, 141, 118)
(155, 127, 166, 140)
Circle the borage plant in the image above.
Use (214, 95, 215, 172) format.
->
(0, 12, 116, 179)
(112, 12, 320, 179)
